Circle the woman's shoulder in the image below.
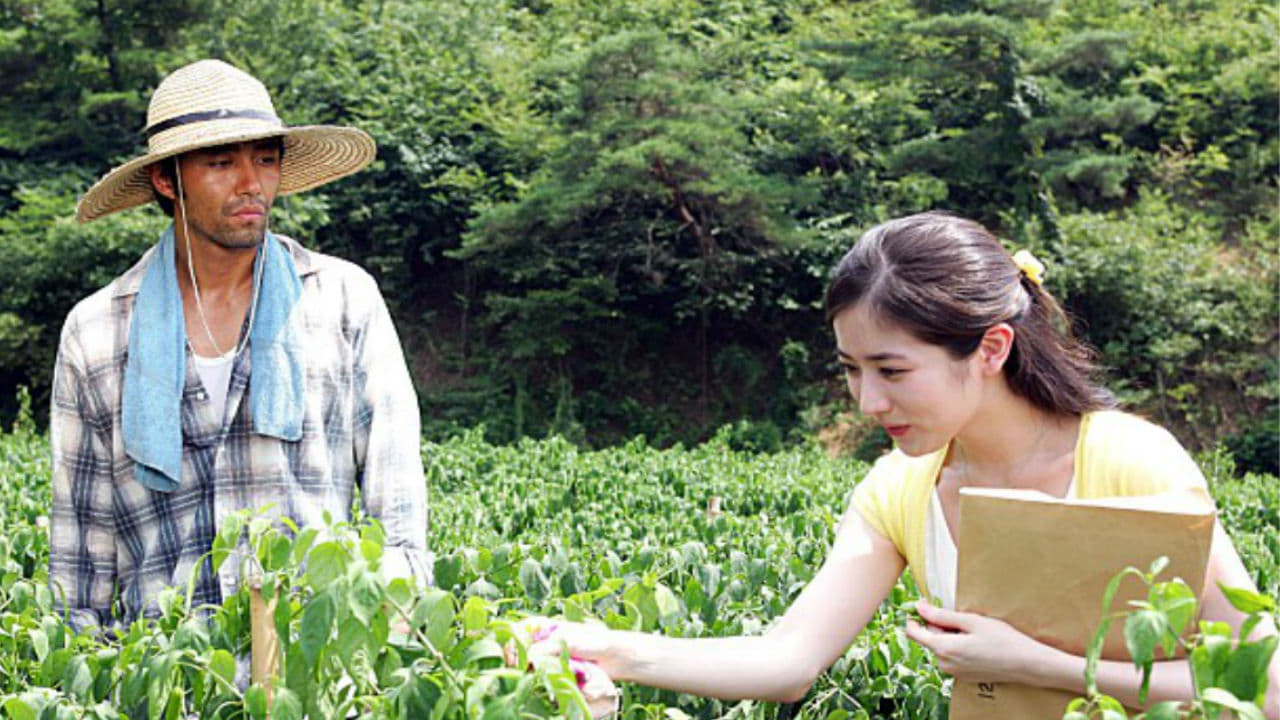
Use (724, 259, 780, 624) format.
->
(1078, 410, 1204, 496)
(852, 446, 945, 559)
(1081, 409, 1186, 453)
(855, 446, 947, 511)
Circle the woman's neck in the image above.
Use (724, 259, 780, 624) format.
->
(948, 385, 1080, 492)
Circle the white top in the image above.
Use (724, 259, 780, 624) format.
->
(192, 349, 236, 424)
(925, 479, 1076, 610)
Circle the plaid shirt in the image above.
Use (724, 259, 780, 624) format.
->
(49, 235, 430, 631)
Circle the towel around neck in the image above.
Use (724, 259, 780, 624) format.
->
(122, 226, 304, 492)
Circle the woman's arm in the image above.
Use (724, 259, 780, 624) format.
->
(1042, 521, 1278, 716)
(1194, 521, 1279, 718)
(907, 520, 1279, 719)
(530, 503, 906, 702)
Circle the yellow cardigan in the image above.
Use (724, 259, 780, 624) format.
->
(850, 410, 1211, 598)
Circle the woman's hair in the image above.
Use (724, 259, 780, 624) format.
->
(824, 211, 1114, 415)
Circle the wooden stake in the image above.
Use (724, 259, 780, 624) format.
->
(706, 495, 723, 521)
(249, 580, 280, 703)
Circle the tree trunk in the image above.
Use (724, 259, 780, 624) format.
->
(95, 0, 122, 91)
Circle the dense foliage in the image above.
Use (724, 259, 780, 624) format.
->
(1068, 557, 1277, 719)
(0, 0, 1275, 466)
(1, 411, 1276, 718)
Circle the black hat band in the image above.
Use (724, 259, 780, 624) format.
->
(144, 108, 283, 139)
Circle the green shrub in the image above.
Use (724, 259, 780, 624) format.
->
(1036, 192, 1278, 457)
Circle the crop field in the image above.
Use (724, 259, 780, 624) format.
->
(1, 423, 1277, 719)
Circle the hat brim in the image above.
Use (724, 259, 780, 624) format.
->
(76, 123, 376, 222)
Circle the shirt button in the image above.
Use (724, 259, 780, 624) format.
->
(197, 391, 207, 400)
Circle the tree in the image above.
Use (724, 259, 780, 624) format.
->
(458, 30, 814, 437)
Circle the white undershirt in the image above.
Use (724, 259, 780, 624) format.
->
(192, 350, 236, 424)
(926, 479, 1076, 610)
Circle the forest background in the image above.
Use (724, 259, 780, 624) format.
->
(0, 0, 1276, 472)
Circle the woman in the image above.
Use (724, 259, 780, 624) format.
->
(522, 212, 1279, 714)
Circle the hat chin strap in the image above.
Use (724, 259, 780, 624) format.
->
(176, 166, 263, 359)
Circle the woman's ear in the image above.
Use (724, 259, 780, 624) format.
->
(975, 323, 1015, 376)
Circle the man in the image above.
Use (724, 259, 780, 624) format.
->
(51, 59, 429, 631)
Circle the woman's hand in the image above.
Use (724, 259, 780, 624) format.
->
(509, 617, 617, 671)
(904, 600, 1059, 684)
(504, 617, 621, 718)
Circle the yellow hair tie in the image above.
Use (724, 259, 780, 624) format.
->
(1012, 249, 1046, 287)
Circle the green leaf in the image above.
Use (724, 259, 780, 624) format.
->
(563, 595, 589, 622)
(1200, 687, 1266, 720)
(1142, 701, 1181, 720)
(654, 582, 682, 626)
(433, 553, 463, 590)
(387, 577, 413, 608)
(461, 637, 504, 667)
(1124, 609, 1165, 666)
(334, 617, 369, 663)
(519, 559, 551, 605)
(3, 698, 36, 720)
(210, 649, 237, 688)
(212, 512, 247, 573)
(1217, 583, 1276, 614)
(1150, 580, 1197, 643)
(290, 527, 319, 566)
(259, 534, 292, 573)
(300, 591, 336, 667)
(1192, 627, 1235, 690)
(461, 595, 489, 633)
(284, 646, 312, 711)
(1221, 638, 1277, 706)
(398, 674, 443, 718)
(305, 542, 347, 589)
(360, 537, 383, 565)
(414, 589, 456, 652)
(1097, 696, 1126, 713)
(1124, 608, 1166, 705)
(622, 582, 658, 631)
(272, 686, 303, 720)
(348, 571, 382, 626)
(1086, 565, 1144, 696)
(164, 687, 182, 720)
(30, 627, 48, 662)
(63, 655, 93, 702)
(464, 577, 500, 600)
(245, 685, 269, 720)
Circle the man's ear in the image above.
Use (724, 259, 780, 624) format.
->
(149, 162, 176, 200)
(975, 323, 1015, 376)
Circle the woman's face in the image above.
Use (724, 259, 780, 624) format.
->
(832, 302, 984, 457)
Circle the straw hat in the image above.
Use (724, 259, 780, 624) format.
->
(76, 59, 376, 222)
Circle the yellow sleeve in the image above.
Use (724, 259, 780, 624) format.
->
(850, 448, 941, 593)
(1078, 411, 1211, 501)
(851, 451, 906, 549)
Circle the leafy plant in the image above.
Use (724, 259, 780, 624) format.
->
(1065, 557, 1277, 720)
(1, 422, 1275, 720)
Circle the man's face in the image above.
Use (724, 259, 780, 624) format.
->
(156, 139, 283, 251)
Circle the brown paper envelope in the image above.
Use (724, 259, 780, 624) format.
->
(949, 488, 1215, 720)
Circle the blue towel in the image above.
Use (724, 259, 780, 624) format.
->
(123, 227, 304, 492)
